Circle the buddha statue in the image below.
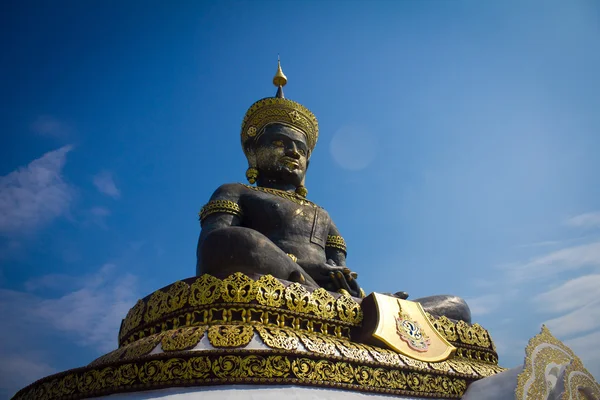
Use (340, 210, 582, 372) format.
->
(196, 61, 470, 322)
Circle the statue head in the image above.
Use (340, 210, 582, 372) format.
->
(241, 60, 318, 196)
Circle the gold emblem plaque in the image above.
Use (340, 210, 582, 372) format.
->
(363, 293, 455, 362)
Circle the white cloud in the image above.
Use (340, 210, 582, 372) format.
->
(32, 264, 138, 352)
(566, 212, 600, 229)
(0, 264, 139, 397)
(511, 241, 600, 282)
(0, 354, 57, 399)
(0, 146, 73, 236)
(565, 329, 600, 381)
(544, 299, 600, 338)
(533, 274, 600, 313)
(93, 171, 120, 199)
(30, 115, 70, 138)
(88, 206, 111, 229)
(465, 294, 502, 317)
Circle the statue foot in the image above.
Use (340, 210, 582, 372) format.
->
(413, 295, 472, 324)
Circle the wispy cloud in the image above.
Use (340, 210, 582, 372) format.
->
(0, 264, 139, 397)
(0, 354, 57, 399)
(88, 206, 111, 229)
(93, 171, 120, 199)
(533, 274, 600, 314)
(544, 299, 600, 338)
(0, 146, 73, 236)
(511, 241, 600, 282)
(466, 293, 503, 317)
(566, 211, 600, 229)
(30, 115, 71, 138)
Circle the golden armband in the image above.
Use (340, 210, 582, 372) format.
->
(326, 235, 347, 255)
(199, 200, 242, 223)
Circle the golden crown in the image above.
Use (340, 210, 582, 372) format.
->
(241, 60, 319, 157)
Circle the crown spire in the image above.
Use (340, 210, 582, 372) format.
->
(273, 56, 287, 99)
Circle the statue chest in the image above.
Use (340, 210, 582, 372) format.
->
(241, 193, 330, 249)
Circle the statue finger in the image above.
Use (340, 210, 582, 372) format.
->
(335, 271, 353, 293)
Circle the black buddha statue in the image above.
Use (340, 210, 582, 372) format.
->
(196, 61, 470, 322)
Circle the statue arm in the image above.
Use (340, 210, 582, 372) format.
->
(325, 222, 347, 267)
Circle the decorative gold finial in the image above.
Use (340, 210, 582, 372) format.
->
(273, 56, 287, 87)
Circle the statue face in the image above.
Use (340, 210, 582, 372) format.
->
(253, 123, 309, 187)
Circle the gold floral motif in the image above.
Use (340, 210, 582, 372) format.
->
(297, 331, 338, 356)
(255, 275, 285, 307)
(429, 315, 458, 342)
(119, 299, 145, 342)
(331, 338, 372, 362)
(207, 324, 254, 347)
(122, 333, 164, 360)
(399, 354, 429, 370)
(121, 273, 366, 345)
(221, 272, 257, 303)
(255, 325, 299, 351)
(144, 281, 190, 324)
(447, 359, 475, 375)
(363, 344, 401, 365)
(469, 362, 499, 378)
(165, 281, 190, 313)
(161, 326, 206, 352)
(428, 360, 452, 373)
(311, 288, 336, 319)
(13, 352, 475, 400)
(456, 321, 491, 348)
(144, 289, 169, 324)
(285, 282, 313, 313)
(336, 292, 363, 324)
(189, 274, 222, 306)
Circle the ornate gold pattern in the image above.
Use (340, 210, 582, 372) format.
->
(516, 325, 600, 400)
(243, 184, 317, 207)
(429, 315, 458, 342)
(189, 274, 222, 306)
(326, 235, 347, 254)
(207, 324, 254, 348)
(161, 326, 206, 352)
(15, 351, 474, 400)
(399, 354, 429, 370)
(285, 282, 313, 313)
(255, 325, 299, 351)
(447, 359, 475, 375)
(311, 288, 336, 319)
(336, 291, 363, 324)
(144, 281, 189, 324)
(297, 331, 338, 356)
(221, 272, 256, 303)
(455, 320, 491, 348)
(118, 299, 145, 342)
(199, 199, 243, 222)
(286, 253, 298, 263)
(254, 274, 286, 307)
(241, 97, 319, 156)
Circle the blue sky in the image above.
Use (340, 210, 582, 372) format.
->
(1, 0, 600, 397)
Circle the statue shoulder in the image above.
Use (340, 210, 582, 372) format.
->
(207, 183, 247, 202)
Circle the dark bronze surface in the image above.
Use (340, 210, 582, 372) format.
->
(197, 123, 362, 296)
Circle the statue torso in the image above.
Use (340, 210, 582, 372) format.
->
(237, 184, 331, 262)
